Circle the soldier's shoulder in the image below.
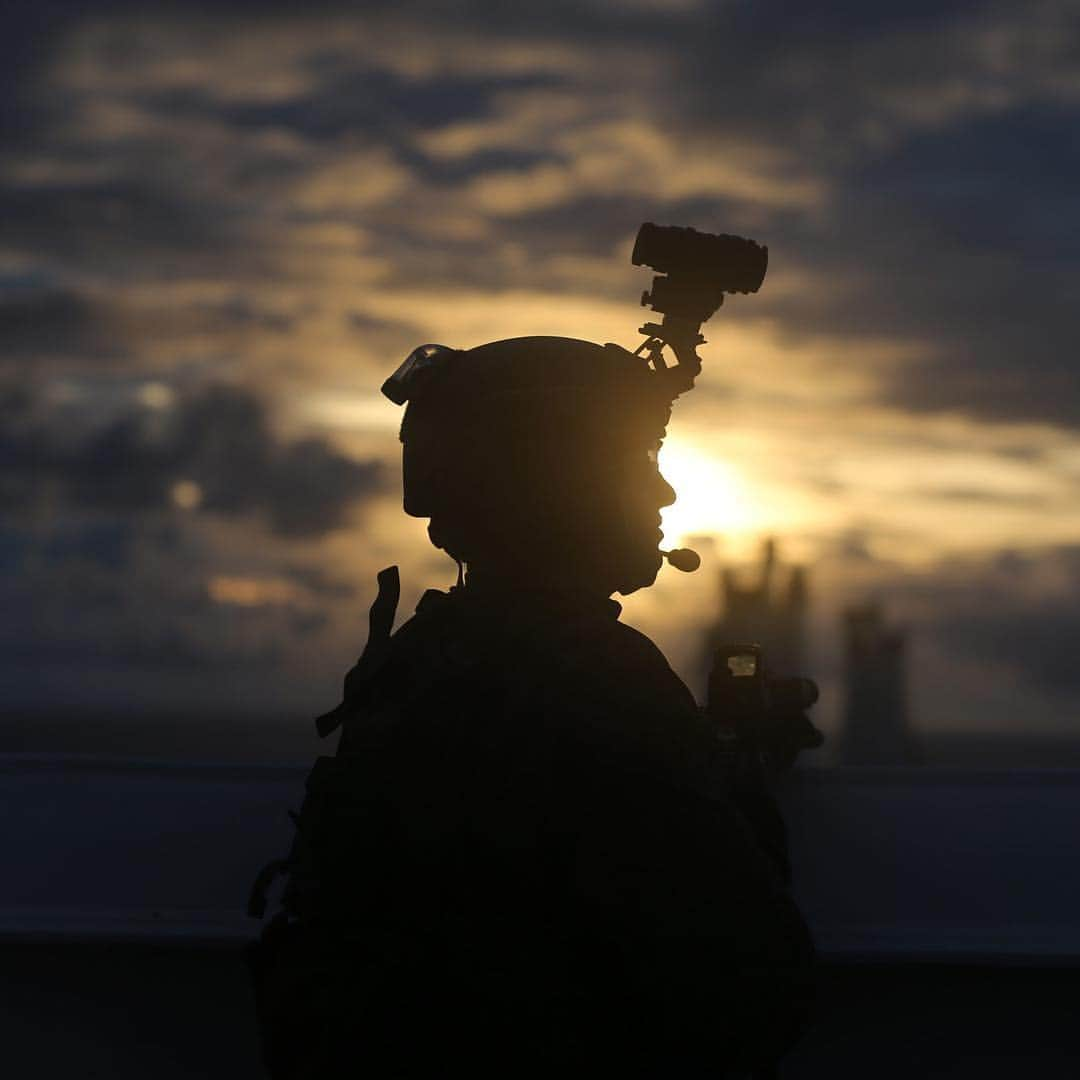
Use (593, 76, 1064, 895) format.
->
(370, 586, 698, 724)
(603, 616, 680, 666)
(593, 618, 697, 705)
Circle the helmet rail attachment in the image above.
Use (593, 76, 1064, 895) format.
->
(630, 222, 768, 398)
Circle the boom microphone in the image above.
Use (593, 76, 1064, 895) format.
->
(662, 548, 701, 573)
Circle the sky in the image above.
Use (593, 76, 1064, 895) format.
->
(3, 1, 1079, 753)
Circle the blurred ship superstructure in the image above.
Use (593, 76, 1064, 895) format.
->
(701, 538, 808, 680)
(700, 538, 922, 766)
(839, 603, 920, 766)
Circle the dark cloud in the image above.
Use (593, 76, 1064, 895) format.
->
(844, 544, 1080, 704)
(0, 535, 281, 687)
(0, 1, 112, 140)
(0, 282, 121, 362)
(2, 381, 383, 535)
(748, 101, 1080, 425)
(0, 180, 237, 268)
(921, 487, 1049, 507)
(282, 561, 357, 599)
(344, 309, 425, 359)
(196, 294, 296, 333)
(934, 602, 1080, 697)
(0, 285, 92, 349)
(212, 69, 557, 144)
(38, 519, 137, 570)
(0, 500, 374, 717)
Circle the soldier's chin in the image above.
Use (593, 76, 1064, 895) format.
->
(614, 548, 664, 596)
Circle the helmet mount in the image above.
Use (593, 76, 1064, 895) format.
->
(381, 223, 767, 410)
(631, 222, 768, 397)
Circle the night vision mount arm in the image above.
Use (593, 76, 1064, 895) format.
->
(630, 223, 769, 397)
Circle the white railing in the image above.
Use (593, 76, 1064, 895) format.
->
(4, 754, 1078, 961)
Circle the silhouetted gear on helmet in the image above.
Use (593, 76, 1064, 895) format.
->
(383, 336, 679, 596)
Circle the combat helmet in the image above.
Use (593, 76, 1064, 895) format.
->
(383, 336, 673, 523)
(380, 224, 768, 572)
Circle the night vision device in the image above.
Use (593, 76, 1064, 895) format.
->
(631, 222, 768, 396)
(380, 222, 769, 411)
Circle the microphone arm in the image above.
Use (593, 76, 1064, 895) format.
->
(661, 547, 701, 573)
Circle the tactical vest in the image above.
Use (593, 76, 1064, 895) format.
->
(248, 578, 814, 1078)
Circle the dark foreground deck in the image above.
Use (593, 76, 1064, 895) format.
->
(2, 943, 1076, 1078)
(5, 756, 1079, 1077)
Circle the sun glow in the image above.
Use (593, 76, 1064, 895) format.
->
(658, 438, 759, 545)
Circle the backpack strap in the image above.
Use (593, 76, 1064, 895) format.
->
(316, 566, 401, 737)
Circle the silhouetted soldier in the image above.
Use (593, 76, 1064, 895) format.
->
(249, 231, 816, 1078)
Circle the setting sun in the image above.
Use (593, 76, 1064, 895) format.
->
(658, 438, 759, 545)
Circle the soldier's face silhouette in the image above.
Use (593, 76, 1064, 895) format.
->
(447, 429, 676, 597)
(561, 437, 676, 596)
(608, 443, 677, 594)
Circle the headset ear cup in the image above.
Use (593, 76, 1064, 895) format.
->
(402, 433, 443, 517)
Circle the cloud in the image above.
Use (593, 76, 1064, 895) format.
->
(935, 598, 1080, 698)
(10, 1, 1074, 428)
(0, 512, 330, 721)
(877, 544, 1080, 712)
(0, 281, 115, 360)
(0, 176, 239, 272)
(458, 123, 823, 216)
(291, 148, 414, 213)
(2, 381, 383, 536)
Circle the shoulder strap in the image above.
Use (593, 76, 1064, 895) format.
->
(315, 566, 401, 737)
